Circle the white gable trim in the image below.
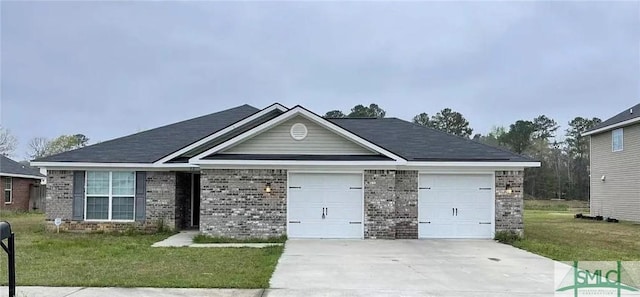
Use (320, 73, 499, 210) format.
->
(405, 161, 540, 168)
(196, 160, 401, 166)
(582, 117, 640, 136)
(0, 173, 46, 180)
(154, 103, 289, 164)
(189, 106, 407, 164)
(30, 162, 198, 170)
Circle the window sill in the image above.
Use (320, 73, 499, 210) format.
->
(4, 202, 11, 205)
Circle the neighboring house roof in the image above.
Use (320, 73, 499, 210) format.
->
(33, 104, 260, 163)
(31, 103, 535, 166)
(583, 103, 640, 136)
(1, 155, 45, 179)
(330, 118, 533, 162)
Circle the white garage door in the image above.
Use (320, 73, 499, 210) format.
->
(418, 174, 494, 239)
(288, 173, 363, 239)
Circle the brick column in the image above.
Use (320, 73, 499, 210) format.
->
(364, 170, 396, 239)
(495, 170, 524, 235)
(395, 170, 418, 239)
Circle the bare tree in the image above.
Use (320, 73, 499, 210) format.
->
(27, 137, 51, 160)
(0, 126, 18, 157)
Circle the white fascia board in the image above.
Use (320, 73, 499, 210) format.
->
(404, 161, 540, 168)
(193, 159, 404, 167)
(582, 117, 640, 136)
(154, 103, 289, 164)
(0, 173, 46, 180)
(189, 107, 406, 163)
(30, 162, 198, 171)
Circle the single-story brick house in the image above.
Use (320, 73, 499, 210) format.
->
(31, 104, 539, 239)
(1, 155, 45, 211)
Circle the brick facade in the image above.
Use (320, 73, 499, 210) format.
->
(0, 176, 41, 211)
(363, 170, 396, 239)
(495, 170, 524, 235)
(45, 170, 74, 220)
(44, 168, 525, 238)
(200, 169, 287, 238)
(394, 170, 418, 239)
(45, 170, 189, 232)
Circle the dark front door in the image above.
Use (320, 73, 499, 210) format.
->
(192, 174, 200, 227)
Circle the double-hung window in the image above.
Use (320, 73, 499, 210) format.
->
(86, 171, 135, 221)
(4, 177, 12, 204)
(612, 128, 623, 152)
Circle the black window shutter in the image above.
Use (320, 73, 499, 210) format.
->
(72, 171, 85, 221)
(135, 172, 146, 222)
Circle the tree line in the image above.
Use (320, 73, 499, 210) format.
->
(0, 128, 89, 160)
(1, 103, 601, 200)
(325, 104, 601, 200)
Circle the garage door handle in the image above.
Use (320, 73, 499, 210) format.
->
(349, 187, 362, 190)
(289, 186, 301, 189)
(419, 187, 431, 190)
(349, 221, 362, 224)
(479, 222, 491, 225)
(479, 187, 492, 190)
(419, 221, 431, 224)
(289, 221, 301, 224)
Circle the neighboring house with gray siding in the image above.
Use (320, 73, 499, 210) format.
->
(32, 103, 539, 239)
(584, 103, 640, 222)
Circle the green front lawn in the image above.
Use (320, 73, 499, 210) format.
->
(512, 208, 640, 261)
(0, 212, 283, 288)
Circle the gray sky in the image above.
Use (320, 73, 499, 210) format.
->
(2, 1, 639, 160)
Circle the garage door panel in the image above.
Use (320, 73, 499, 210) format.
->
(419, 174, 494, 239)
(419, 222, 456, 238)
(324, 222, 363, 238)
(288, 173, 363, 239)
(288, 222, 325, 238)
(456, 222, 492, 238)
(288, 190, 325, 206)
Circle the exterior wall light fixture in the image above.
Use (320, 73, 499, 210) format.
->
(505, 184, 512, 194)
(265, 183, 272, 193)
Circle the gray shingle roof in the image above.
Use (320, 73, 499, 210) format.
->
(586, 103, 640, 134)
(34, 104, 533, 164)
(34, 104, 259, 163)
(330, 118, 534, 162)
(1, 155, 45, 178)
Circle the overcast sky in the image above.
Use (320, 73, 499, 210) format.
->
(1, 1, 639, 160)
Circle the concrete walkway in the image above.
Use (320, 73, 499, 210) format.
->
(151, 231, 197, 247)
(0, 287, 262, 297)
(151, 231, 283, 248)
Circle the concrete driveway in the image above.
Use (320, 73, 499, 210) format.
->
(267, 240, 556, 297)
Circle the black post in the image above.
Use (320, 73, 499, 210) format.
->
(8, 233, 15, 297)
(0, 221, 15, 297)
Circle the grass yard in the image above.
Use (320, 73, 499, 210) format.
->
(511, 202, 640, 261)
(0, 212, 283, 288)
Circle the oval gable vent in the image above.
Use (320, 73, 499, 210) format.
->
(290, 123, 308, 140)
